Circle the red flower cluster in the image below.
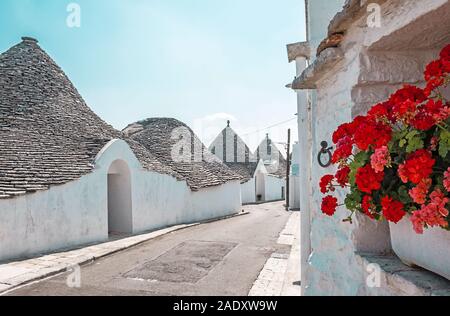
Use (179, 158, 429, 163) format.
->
(321, 196, 338, 216)
(389, 85, 427, 120)
(398, 150, 435, 184)
(355, 165, 384, 194)
(354, 119, 392, 151)
(331, 115, 392, 163)
(332, 136, 353, 163)
(361, 195, 375, 219)
(409, 178, 432, 205)
(381, 196, 406, 224)
(411, 189, 449, 234)
(411, 99, 450, 131)
(320, 44, 450, 233)
(424, 44, 450, 95)
(335, 167, 350, 187)
(320, 175, 335, 194)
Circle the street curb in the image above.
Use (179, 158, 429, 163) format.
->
(0, 210, 250, 295)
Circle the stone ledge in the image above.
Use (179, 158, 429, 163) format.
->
(291, 47, 344, 90)
(287, 41, 311, 63)
(357, 253, 450, 296)
(328, 0, 388, 36)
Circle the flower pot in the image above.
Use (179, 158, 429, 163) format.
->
(390, 217, 450, 281)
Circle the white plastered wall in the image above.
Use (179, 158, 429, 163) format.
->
(265, 175, 285, 202)
(241, 178, 256, 204)
(305, 0, 450, 296)
(0, 139, 241, 262)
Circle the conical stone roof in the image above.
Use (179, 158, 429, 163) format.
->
(256, 135, 287, 179)
(209, 125, 258, 183)
(124, 118, 242, 190)
(0, 38, 183, 198)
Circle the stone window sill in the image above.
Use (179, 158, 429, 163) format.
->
(357, 253, 450, 296)
(291, 47, 344, 90)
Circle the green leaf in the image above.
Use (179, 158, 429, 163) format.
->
(439, 130, 450, 159)
(348, 151, 369, 186)
(397, 185, 412, 204)
(401, 130, 425, 153)
(399, 139, 407, 148)
(406, 138, 424, 153)
(345, 190, 362, 211)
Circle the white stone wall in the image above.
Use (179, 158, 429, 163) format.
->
(265, 175, 285, 202)
(289, 143, 300, 209)
(306, 0, 346, 59)
(304, 0, 450, 295)
(0, 170, 109, 262)
(241, 178, 256, 204)
(0, 140, 241, 262)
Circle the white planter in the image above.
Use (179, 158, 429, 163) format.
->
(390, 217, 450, 281)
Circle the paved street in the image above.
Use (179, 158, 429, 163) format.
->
(5, 202, 294, 296)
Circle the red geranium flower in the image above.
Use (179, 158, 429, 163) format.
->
(320, 175, 335, 194)
(381, 196, 406, 223)
(335, 166, 350, 187)
(389, 85, 427, 121)
(332, 136, 353, 163)
(332, 122, 355, 144)
(411, 99, 449, 130)
(355, 165, 384, 194)
(321, 196, 338, 216)
(409, 178, 432, 205)
(368, 102, 392, 121)
(398, 150, 435, 185)
(361, 195, 375, 219)
(440, 44, 450, 60)
(353, 119, 392, 151)
(425, 60, 444, 81)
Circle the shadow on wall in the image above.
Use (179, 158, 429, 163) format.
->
(107, 159, 133, 235)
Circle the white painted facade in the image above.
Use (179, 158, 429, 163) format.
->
(265, 175, 286, 203)
(0, 139, 241, 262)
(289, 142, 300, 210)
(289, 0, 450, 295)
(241, 178, 256, 204)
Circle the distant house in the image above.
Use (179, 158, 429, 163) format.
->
(209, 122, 286, 204)
(256, 134, 288, 202)
(0, 37, 241, 262)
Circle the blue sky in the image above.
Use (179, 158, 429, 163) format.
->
(0, 0, 306, 150)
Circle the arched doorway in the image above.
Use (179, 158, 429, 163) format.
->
(107, 160, 132, 235)
(255, 172, 266, 202)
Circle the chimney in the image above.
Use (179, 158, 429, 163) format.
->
(21, 37, 39, 44)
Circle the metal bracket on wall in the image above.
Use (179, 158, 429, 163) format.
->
(318, 141, 333, 168)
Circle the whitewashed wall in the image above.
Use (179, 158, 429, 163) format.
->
(0, 170, 108, 262)
(0, 140, 241, 262)
(241, 178, 256, 204)
(289, 143, 300, 209)
(265, 175, 285, 202)
(305, 0, 450, 296)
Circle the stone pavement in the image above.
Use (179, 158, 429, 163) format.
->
(248, 211, 300, 296)
(0, 224, 197, 294)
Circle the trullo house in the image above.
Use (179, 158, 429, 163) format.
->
(209, 122, 286, 204)
(0, 37, 241, 262)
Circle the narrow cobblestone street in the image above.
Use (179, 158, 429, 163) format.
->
(3, 202, 299, 296)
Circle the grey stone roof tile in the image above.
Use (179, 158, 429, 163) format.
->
(0, 38, 230, 199)
(123, 118, 242, 191)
